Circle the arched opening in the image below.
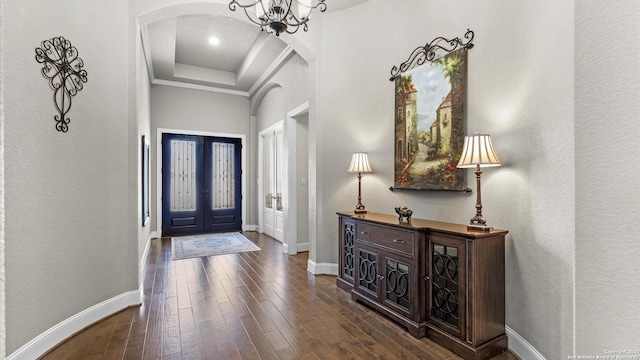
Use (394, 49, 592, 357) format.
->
(136, 1, 318, 267)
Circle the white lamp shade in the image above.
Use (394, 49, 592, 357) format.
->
(348, 152, 372, 173)
(457, 133, 501, 168)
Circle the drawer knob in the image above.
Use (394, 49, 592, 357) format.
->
(360, 231, 371, 235)
(392, 239, 405, 244)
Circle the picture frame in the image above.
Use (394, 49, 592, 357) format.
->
(391, 31, 474, 191)
(142, 135, 150, 226)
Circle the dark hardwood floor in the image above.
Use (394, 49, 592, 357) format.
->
(41, 232, 519, 360)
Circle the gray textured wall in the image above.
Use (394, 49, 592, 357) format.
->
(2, 0, 136, 353)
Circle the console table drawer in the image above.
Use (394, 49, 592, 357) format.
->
(356, 223, 415, 256)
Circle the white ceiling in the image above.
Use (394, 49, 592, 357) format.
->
(141, 0, 371, 97)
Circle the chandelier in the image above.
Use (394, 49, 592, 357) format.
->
(229, 0, 327, 36)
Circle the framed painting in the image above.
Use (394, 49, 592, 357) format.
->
(391, 31, 473, 191)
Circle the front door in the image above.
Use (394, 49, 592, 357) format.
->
(162, 133, 242, 236)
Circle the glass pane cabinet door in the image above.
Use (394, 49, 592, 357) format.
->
(428, 235, 466, 339)
(384, 256, 411, 315)
(357, 248, 379, 298)
(343, 221, 355, 280)
(432, 244, 459, 327)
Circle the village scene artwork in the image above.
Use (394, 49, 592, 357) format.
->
(394, 49, 467, 190)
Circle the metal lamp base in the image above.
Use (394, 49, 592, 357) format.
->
(467, 223, 493, 232)
(354, 202, 367, 214)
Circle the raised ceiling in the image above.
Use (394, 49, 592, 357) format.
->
(141, 0, 371, 97)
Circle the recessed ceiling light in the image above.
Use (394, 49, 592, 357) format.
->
(208, 36, 220, 46)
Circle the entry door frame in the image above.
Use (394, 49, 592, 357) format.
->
(156, 128, 247, 237)
(256, 102, 308, 254)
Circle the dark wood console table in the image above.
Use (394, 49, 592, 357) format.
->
(337, 211, 509, 360)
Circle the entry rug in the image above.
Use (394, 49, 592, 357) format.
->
(172, 232, 261, 260)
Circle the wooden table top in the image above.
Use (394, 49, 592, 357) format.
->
(337, 211, 508, 239)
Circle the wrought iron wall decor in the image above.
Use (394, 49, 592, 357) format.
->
(390, 30, 474, 191)
(389, 29, 474, 81)
(35, 36, 88, 133)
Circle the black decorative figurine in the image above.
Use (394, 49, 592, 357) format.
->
(395, 207, 413, 224)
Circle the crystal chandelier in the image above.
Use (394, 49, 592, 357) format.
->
(229, 0, 327, 36)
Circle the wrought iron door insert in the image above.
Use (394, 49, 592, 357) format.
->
(431, 243, 460, 329)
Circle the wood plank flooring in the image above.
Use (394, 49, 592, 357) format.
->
(40, 232, 519, 360)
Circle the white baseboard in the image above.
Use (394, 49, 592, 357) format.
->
(307, 259, 338, 275)
(7, 290, 141, 360)
(282, 242, 310, 254)
(243, 224, 259, 232)
(506, 325, 546, 360)
(139, 235, 153, 284)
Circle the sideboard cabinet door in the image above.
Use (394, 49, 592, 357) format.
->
(352, 220, 425, 337)
(355, 245, 380, 300)
(337, 215, 356, 291)
(427, 233, 467, 340)
(426, 231, 508, 360)
(382, 253, 413, 318)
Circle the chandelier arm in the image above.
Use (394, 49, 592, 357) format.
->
(236, 6, 271, 27)
(292, 0, 327, 12)
(284, 12, 306, 27)
(284, 21, 307, 34)
(229, 0, 262, 11)
(281, 1, 293, 20)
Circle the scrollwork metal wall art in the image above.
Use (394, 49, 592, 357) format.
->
(35, 36, 88, 133)
(389, 29, 474, 81)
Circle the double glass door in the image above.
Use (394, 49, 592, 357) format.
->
(162, 133, 242, 236)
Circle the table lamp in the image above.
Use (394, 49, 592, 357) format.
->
(457, 133, 501, 231)
(348, 152, 372, 214)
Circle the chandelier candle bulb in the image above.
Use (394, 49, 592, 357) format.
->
(298, 0, 312, 18)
